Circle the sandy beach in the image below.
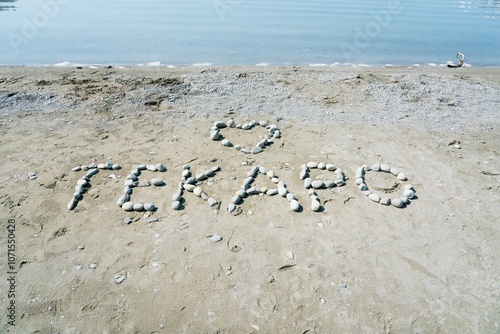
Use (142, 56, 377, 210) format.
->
(0, 65, 499, 333)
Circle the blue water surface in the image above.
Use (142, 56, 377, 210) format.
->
(0, 0, 499, 66)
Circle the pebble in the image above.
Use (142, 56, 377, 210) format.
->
(86, 168, 99, 177)
(201, 192, 209, 200)
(105, 162, 113, 169)
(133, 203, 144, 211)
(324, 180, 336, 188)
(114, 274, 127, 284)
(290, 200, 300, 211)
(278, 186, 288, 197)
(318, 162, 326, 170)
(335, 179, 346, 187)
(210, 130, 221, 140)
(208, 198, 218, 207)
(77, 179, 88, 186)
(312, 180, 324, 189)
(112, 164, 121, 170)
(75, 185, 84, 194)
(67, 198, 77, 210)
(306, 161, 318, 169)
(335, 169, 345, 180)
(172, 201, 181, 210)
(194, 186, 203, 197)
(151, 178, 165, 186)
(372, 164, 380, 171)
(76, 265, 83, 270)
(124, 180, 134, 187)
(88, 163, 97, 169)
(359, 183, 368, 191)
(210, 234, 223, 243)
(136, 164, 146, 170)
(81, 165, 89, 171)
(247, 166, 259, 177)
(260, 186, 268, 193)
(246, 187, 260, 195)
(392, 198, 404, 208)
(144, 203, 156, 211)
(326, 164, 337, 171)
(369, 193, 381, 203)
(380, 165, 391, 172)
(97, 163, 106, 169)
(266, 189, 278, 196)
(227, 119, 236, 128)
(271, 177, 280, 184)
(356, 167, 365, 178)
(77, 245, 85, 250)
(304, 178, 312, 189)
(259, 120, 268, 127)
(311, 200, 321, 212)
(355, 178, 364, 185)
(228, 203, 236, 213)
(127, 174, 138, 181)
(147, 218, 158, 223)
(404, 184, 414, 190)
(89, 263, 98, 269)
(73, 192, 82, 200)
(124, 217, 133, 225)
(214, 121, 227, 129)
(252, 147, 263, 154)
(380, 197, 391, 206)
(397, 172, 407, 181)
(390, 167, 400, 176)
(72, 166, 81, 171)
(300, 169, 308, 180)
(403, 189, 415, 199)
(363, 190, 372, 196)
(156, 164, 166, 172)
(146, 164, 157, 171)
(266, 170, 275, 178)
(196, 172, 207, 180)
(221, 139, 232, 147)
(185, 177, 197, 184)
(286, 193, 296, 201)
(232, 194, 242, 204)
(122, 202, 134, 211)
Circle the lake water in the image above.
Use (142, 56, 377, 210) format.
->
(1, 0, 499, 66)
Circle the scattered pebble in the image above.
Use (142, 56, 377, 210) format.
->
(114, 274, 127, 284)
(89, 263, 98, 269)
(210, 234, 222, 243)
(124, 217, 133, 225)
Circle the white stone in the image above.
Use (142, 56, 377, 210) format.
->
(210, 234, 222, 243)
(372, 164, 380, 171)
(67, 198, 77, 210)
(359, 183, 368, 191)
(312, 180, 324, 189)
(194, 186, 203, 197)
(97, 163, 106, 169)
(317, 162, 326, 170)
(183, 184, 196, 192)
(286, 193, 296, 201)
(144, 203, 156, 211)
(304, 178, 312, 189)
(228, 203, 236, 213)
(208, 198, 218, 207)
(326, 164, 337, 171)
(278, 186, 288, 197)
(151, 178, 164, 186)
(77, 179, 88, 186)
(122, 202, 134, 211)
(172, 201, 181, 210)
(266, 170, 275, 178)
(380, 165, 390, 172)
(133, 203, 144, 211)
(369, 193, 381, 203)
(266, 189, 278, 196)
(403, 189, 415, 199)
(392, 198, 404, 208)
(252, 147, 263, 154)
(222, 139, 232, 147)
(146, 164, 156, 171)
(72, 166, 81, 171)
(380, 198, 391, 206)
(306, 161, 318, 169)
(311, 200, 321, 212)
(300, 169, 308, 180)
(117, 195, 128, 207)
(290, 200, 300, 212)
(397, 172, 407, 181)
(390, 167, 400, 176)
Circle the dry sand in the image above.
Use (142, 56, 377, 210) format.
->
(0, 66, 499, 333)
